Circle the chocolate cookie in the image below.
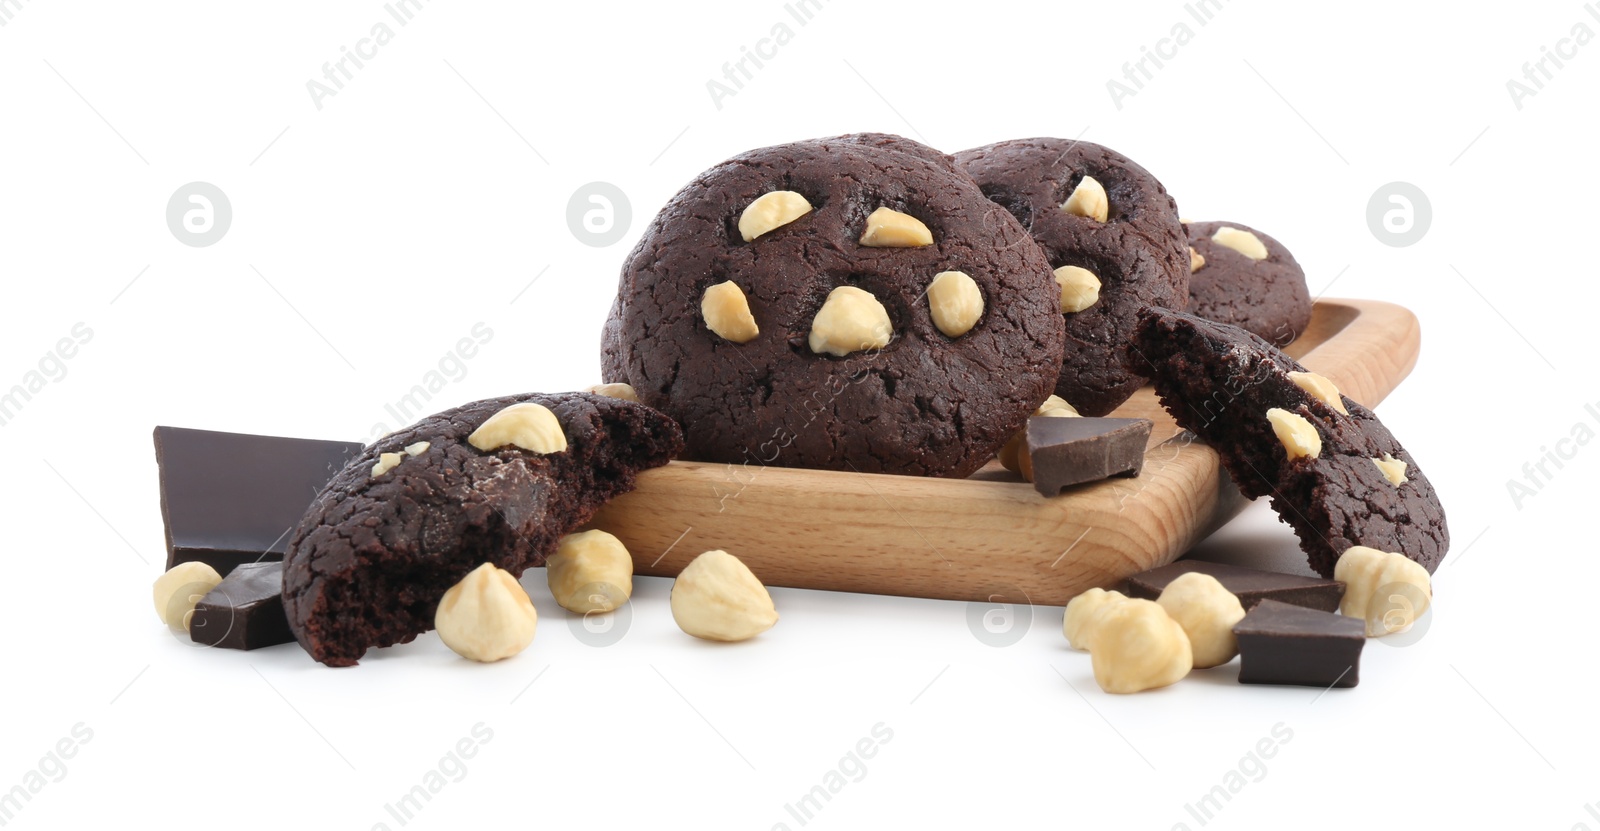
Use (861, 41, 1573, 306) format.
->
(283, 393, 682, 666)
(599, 132, 957, 391)
(1130, 308, 1448, 576)
(602, 137, 1065, 478)
(954, 138, 1189, 416)
(1185, 221, 1312, 347)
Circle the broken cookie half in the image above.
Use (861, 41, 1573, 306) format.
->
(283, 392, 683, 667)
(1128, 307, 1447, 577)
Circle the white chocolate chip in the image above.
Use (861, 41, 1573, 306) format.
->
(1063, 587, 1128, 650)
(926, 270, 984, 338)
(1334, 546, 1432, 638)
(584, 383, 639, 403)
(859, 207, 933, 248)
(1266, 408, 1321, 460)
(1372, 453, 1408, 487)
(998, 396, 1082, 473)
(738, 190, 813, 241)
(1053, 265, 1102, 314)
(468, 402, 568, 454)
(152, 561, 223, 631)
(371, 452, 404, 478)
(808, 286, 893, 356)
(1156, 573, 1247, 669)
(701, 281, 760, 344)
(435, 563, 538, 662)
(1060, 175, 1109, 222)
(1211, 226, 1268, 260)
(1189, 247, 1206, 272)
(670, 550, 779, 642)
(1287, 371, 1349, 415)
(546, 530, 633, 614)
(1087, 599, 1193, 694)
(404, 441, 430, 457)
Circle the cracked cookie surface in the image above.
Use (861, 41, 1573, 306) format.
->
(1185, 220, 1312, 347)
(602, 136, 1064, 478)
(955, 138, 1189, 416)
(282, 392, 682, 666)
(1130, 308, 1448, 576)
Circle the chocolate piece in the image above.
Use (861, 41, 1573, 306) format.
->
(1233, 600, 1364, 688)
(153, 427, 362, 575)
(1023, 417, 1152, 496)
(189, 562, 293, 650)
(1124, 560, 1345, 612)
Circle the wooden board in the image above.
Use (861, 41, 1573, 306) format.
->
(590, 299, 1422, 607)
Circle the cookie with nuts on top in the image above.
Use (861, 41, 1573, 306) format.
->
(1185, 220, 1312, 348)
(1129, 308, 1448, 577)
(282, 392, 682, 666)
(601, 136, 1066, 478)
(954, 138, 1189, 416)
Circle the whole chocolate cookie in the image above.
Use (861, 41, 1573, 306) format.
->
(1130, 308, 1448, 576)
(1185, 221, 1312, 347)
(283, 393, 682, 666)
(602, 137, 1065, 478)
(954, 138, 1189, 416)
(600, 132, 957, 392)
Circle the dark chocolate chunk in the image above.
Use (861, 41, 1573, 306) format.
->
(1023, 417, 1152, 496)
(153, 427, 362, 575)
(190, 562, 293, 650)
(1233, 600, 1364, 688)
(1124, 560, 1345, 612)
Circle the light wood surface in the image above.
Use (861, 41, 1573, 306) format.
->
(590, 299, 1422, 607)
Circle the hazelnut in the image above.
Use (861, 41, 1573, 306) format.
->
(859, 207, 933, 248)
(371, 451, 404, 478)
(404, 441, 430, 456)
(546, 530, 633, 614)
(738, 190, 813, 241)
(152, 561, 223, 631)
(1060, 175, 1109, 222)
(1088, 599, 1192, 694)
(1287, 371, 1349, 415)
(1372, 453, 1408, 487)
(701, 281, 760, 344)
(435, 563, 538, 662)
(1189, 247, 1206, 272)
(927, 270, 983, 338)
(584, 383, 639, 403)
(1335, 546, 1432, 637)
(670, 550, 778, 642)
(1266, 408, 1321, 460)
(1053, 265, 1102, 314)
(468, 402, 568, 454)
(998, 396, 1081, 473)
(1211, 226, 1268, 260)
(1156, 572, 1246, 668)
(808, 286, 893, 357)
(1063, 587, 1127, 650)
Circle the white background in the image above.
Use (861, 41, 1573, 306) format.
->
(2, 0, 1595, 827)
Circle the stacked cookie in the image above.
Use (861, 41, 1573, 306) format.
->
(603, 133, 1313, 477)
(602, 135, 1067, 479)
